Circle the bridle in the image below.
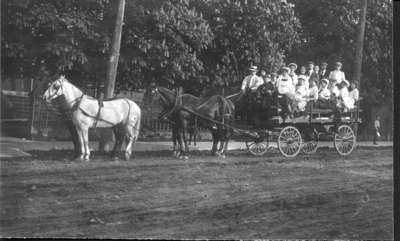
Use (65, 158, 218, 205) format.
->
(154, 87, 182, 121)
(43, 78, 85, 117)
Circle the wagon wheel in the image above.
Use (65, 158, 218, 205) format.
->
(334, 124, 356, 156)
(247, 140, 269, 156)
(302, 130, 319, 154)
(278, 126, 302, 158)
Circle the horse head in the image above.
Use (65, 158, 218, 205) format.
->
(153, 86, 177, 108)
(42, 75, 68, 102)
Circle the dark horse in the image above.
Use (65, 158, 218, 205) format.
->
(154, 87, 234, 157)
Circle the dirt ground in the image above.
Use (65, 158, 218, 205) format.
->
(0, 147, 393, 239)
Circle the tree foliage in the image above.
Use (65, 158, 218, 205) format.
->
(1, 0, 392, 103)
(2, 0, 110, 87)
(288, 0, 392, 104)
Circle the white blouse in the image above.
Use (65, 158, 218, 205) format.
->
(349, 88, 359, 101)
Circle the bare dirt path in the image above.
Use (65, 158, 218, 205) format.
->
(0, 148, 393, 239)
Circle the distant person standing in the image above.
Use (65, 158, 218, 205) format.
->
(373, 115, 381, 145)
(329, 61, 346, 85)
(288, 63, 298, 86)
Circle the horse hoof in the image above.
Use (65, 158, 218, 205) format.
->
(112, 156, 120, 162)
(183, 155, 189, 160)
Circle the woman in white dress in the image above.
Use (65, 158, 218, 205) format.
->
(338, 80, 355, 111)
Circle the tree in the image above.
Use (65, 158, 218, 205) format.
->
(116, 0, 213, 92)
(192, 0, 301, 91)
(1, 0, 111, 88)
(288, 0, 392, 103)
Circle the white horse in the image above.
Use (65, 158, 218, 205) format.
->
(42, 75, 141, 161)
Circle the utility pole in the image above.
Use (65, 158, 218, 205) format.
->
(353, 0, 368, 87)
(105, 0, 126, 98)
(99, 0, 126, 153)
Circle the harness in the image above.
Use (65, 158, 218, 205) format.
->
(157, 88, 182, 121)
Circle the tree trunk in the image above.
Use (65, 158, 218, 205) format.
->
(353, 0, 368, 86)
(99, 0, 126, 153)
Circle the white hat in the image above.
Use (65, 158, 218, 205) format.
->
(288, 63, 297, 70)
(321, 78, 329, 84)
(281, 66, 290, 72)
(249, 66, 258, 72)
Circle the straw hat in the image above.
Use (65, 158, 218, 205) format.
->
(249, 66, 258, 72)
(321, 78, 329, 84)
(288, 63, 298, 70)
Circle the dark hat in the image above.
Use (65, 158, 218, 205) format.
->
(321, 62, 328, 66)
(271, 72, 278, 76)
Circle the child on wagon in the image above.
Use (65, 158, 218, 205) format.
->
(277, 67, 295, 119)
(337, 79, 355, 111)
(292, 76, 309, 115)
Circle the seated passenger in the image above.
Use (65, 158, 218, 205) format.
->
(288, 63, 298, 86)
(306, 78, 341, 123)
(293, 77, 309, 114)
(330, 81, 340, 98)
(276, 67, 295, 119)
(298, 65, 309, 86)
(337, 80, 355, 111)
(349, 81, 359, 102)
(309, 78, 333, 110)
(329, 61, 346, 85)
(308, 78, 319, 101)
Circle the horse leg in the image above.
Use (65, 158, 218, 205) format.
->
(82, 127, 90, 161)
(172, 124, 179, 157)
(124, 124, 136, 161)
(176, 128, 184, 158)
(182, 120, 189, 155)
(221, 131, 231, 156)
(211, 130, 218, 156)
(111, 125, 123, 159)
(75, 125, 85, 160)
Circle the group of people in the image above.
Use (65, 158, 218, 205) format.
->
(241, 61, 360, 119)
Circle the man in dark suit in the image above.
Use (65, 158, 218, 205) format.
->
(319, 62, 329, 79)
(306, 61, 315, 77)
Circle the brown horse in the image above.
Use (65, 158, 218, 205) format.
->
(193, 95, 235, 156)
(153, 87, 200, 158)
(154, 87, 234, 157)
